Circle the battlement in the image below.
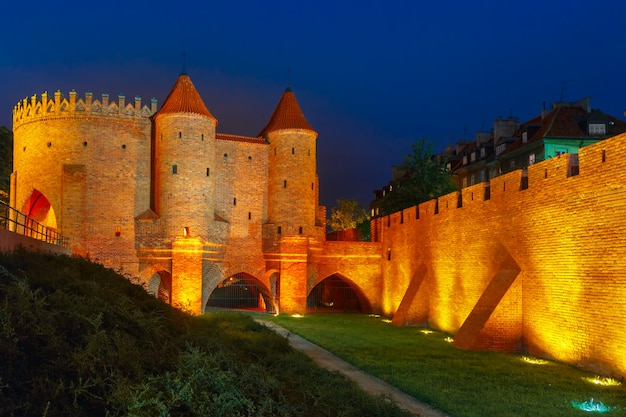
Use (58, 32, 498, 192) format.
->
(13, 90, 158, 128)
(379, 132, 626, 229)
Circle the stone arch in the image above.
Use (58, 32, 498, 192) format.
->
(206, 272, 275, 313)
(201, 262, 224, 312)
(307, 273, 372, 314)
(139, 265, 172, 304)
(21, 189, 57, 233)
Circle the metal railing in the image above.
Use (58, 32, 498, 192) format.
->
(0, 200, 69, 247)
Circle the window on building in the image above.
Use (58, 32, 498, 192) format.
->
(277, 226, 282, 234)
(496, 144, 505, 156)
(283, 180, 287, 188)
(529, 153, 535, 165)
(470, 152, 476, 162)
(589, 123, 606, 135)
(462, 177, 468, 188)
(206, 168, 210, 176)
(463, 155, 468, 165)
(470, 174, 475, 186)
(522, 132, 528, 143)
(299, 226, 303, 234)
(178, 132, 182, 138)
(480, 148, 486, 158)
(172, 165, 177, 174)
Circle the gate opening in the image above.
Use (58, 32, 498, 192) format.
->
(307, 274, 371, 313)
(206, 273, 275, 313)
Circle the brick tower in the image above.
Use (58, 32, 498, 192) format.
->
(153, 72, 218, 240)
(152, 72, 218, 312)
(261, 87, 319, 313)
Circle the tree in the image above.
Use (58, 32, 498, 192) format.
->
(377, 137, 456, 216)
(328, 199, 368, 232)
(0, 127, 13, 204)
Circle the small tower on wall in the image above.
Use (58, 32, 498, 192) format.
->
(260, 87, 318, 314)
(153, 72, 217, 313)
(153, 72, 217, 240)
(261, 87, 318, 239)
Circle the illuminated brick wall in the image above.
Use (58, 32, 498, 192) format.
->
(266, 129, 318, 237)
(375, 133, 626, 378)
(12, 92, 154, 277)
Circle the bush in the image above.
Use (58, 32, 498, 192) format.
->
(0, 251, 413, 417)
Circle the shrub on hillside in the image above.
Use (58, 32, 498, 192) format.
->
(0, 251, 412, 417)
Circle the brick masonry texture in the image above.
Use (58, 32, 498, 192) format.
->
(374, 132, 626, 378)
(10, 83, 626, 379)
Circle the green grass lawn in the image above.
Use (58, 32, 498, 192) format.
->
(262, 313, 626, 417)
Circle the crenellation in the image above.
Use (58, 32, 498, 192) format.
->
(13, 90, 157, 128)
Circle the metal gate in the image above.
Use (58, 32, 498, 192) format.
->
(206, 273, 275, 313)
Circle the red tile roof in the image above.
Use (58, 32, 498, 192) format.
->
(216, 133, 267, 144)
(158, 73, 217, 121)
(503, 105, 626, 154)
(258, 87, 314, 136)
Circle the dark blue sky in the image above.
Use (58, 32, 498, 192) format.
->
(2, 0, 625, 210)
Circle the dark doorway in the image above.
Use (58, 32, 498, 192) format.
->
(206, 273, 275, 313)
(307, 275, 370, 313)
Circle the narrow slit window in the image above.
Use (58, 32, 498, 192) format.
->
(172, 165, 178, 174)
(233, 198, 237, 206)
(602, 150, 606, 162)
(206, 168, 210, 176)
(283, 180, 287, 188)
(299, 226, 303, 234)
(178, 132, 182, 138)
(248, 212, 251, 220)
(277, 226, 282, 234)
(292, 147, 295, 155)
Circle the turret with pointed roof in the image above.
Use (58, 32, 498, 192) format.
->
(152, 72, 217, 239)
(258, 87, 313, 137)
(264, 87, 319, 241)
(157, 72, 217, 123)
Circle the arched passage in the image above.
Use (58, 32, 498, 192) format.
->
(21, 189, 57, 232)
(206, 272, 275, 313)
(147, 271, 172, 305)
(307, 274, 371, 313)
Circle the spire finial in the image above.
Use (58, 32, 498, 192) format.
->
(181, 50, 187, 75)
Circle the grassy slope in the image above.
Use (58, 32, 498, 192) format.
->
(266, 314, 626, 417)
(0, 251, 413, 417)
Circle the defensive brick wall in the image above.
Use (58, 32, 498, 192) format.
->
(12, 91, 155, 276)
(375, 132, 626, 378)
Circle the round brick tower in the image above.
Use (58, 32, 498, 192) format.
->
(12, 90, 154, 271)
(261, 87, 318, 237)
(153, 72, 218, 241)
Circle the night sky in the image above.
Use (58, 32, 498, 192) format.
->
(2, 0, 625, 210)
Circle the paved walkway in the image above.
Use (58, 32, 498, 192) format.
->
(257, 320, 450, 417)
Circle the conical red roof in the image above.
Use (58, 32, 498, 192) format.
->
(258, 87, 314, 136)
(158, 73, 216, 121)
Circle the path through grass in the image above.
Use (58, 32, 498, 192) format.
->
(262, 313, 626, 417)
